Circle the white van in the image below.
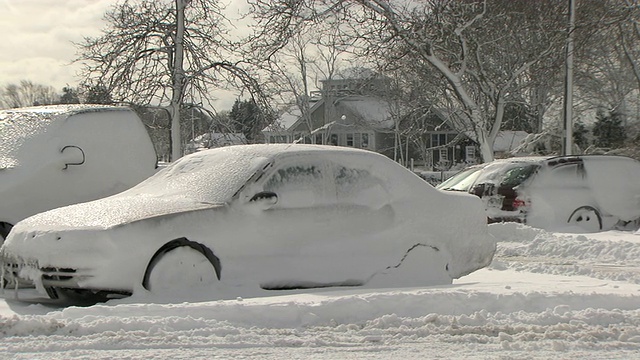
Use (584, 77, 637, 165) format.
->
(0, 104, 158, 242)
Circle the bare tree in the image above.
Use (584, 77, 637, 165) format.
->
(250, 0, 569, 162)
(75, 0, 266, 161)
(618, 0, 640, 88)
(573, 0, 639, 118)
(0, 80, 59, 109)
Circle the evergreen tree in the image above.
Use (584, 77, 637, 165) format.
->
(572, 121, 589, 151)
(85, 84, 113, 105)
(592, 109, 626, 149)
(59, 86, 81, 104)
(229, 99, 265, 142)
(501, 103, 535, 133)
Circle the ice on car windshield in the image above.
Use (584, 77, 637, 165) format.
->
(126, 150, 270, 204)
(437, 167, 483, 191)
(474, 162, 539, 189)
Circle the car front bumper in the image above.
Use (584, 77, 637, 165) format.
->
(1, 255, 99, 292)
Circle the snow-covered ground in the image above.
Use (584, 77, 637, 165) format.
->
(2, 222, 640, 359)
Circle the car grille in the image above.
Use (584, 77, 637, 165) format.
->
(1, 258, 86, 287)
(41, 267, 77, 281)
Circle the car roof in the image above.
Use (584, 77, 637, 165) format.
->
(195, 143, 379, 161)
(486, 154, 638, 167)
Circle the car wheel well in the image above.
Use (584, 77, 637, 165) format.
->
(568, 205, 602, 230)
(142, 237, 221, 291)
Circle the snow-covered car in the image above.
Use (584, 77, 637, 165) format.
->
(436, 155, 640, 232)
(0, 105, 157, 243)
(0, 144, 495, 300)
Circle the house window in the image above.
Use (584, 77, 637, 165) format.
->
(329, 134, 338, 146)
(346, 133, 354, 147)
(315, 134, 323, 145)
(432, 133, 448, 147)
(354, 133, 361, 148)
(465, 146, 476, 160)
(270, 135, 288, 143)
(439, 148, 448, 161)
(270, 135, 289, 144)
(362, 133, 369, 148)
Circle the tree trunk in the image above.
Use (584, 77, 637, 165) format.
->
(171, 0, 187, 161)
(478, 131, 494, 163)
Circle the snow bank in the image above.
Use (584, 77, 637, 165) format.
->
(1, 189, 640, 359)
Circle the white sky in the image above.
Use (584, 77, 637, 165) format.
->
(0, 0, 248, 110)
(0, 0, 114, 90)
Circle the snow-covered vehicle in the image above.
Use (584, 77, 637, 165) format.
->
(436, 155, 640, 232)
(1, 144, 495, 300)
(0, 105, 158, 242)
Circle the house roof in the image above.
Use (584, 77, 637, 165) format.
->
(493, 131, 529, 152)
(264, 105, 301, 132)
(338, 97, 394, 130)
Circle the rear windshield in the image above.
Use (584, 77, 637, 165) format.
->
(475, 162, 539, 189)
(438, 161, 540, 192)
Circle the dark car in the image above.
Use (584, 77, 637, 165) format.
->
(436, 155, 640, 232)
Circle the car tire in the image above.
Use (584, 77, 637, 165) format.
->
(567, 206, 602, 232)
(142, 238, 221, 294)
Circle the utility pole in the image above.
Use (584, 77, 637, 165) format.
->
(562, 0, 576, 155)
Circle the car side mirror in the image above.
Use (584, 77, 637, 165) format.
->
(473, 183, 497, 196)
(248, 191, 278, 209)
(60, 145, 85, 170)
(471, 183, 485, 196)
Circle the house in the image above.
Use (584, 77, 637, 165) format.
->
(263, 76, 528, 170)
(263, 77, 398, 157)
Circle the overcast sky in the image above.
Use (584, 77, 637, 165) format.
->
(0, 0, 113, 89)
(0, 0, 245, 109)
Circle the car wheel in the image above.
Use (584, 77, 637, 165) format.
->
(567, 206, 602, 232)
(142, 239, 220, 295)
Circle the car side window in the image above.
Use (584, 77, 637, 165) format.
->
(499, 165, 538, 189)
(334, 164, 389, 208)
(263, 162, 328, 208)
(541, 164, 587, 188)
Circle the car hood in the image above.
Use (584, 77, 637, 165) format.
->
(13, 193, 222, 232)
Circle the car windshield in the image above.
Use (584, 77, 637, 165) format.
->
(436, 166, 484, 191)
(124, 149, 271, 204)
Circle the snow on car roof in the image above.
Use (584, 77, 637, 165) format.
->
(18, 144, 380, 230)
(132, 143, 376, 200)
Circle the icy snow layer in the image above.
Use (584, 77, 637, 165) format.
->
(1, 223, 640, 359)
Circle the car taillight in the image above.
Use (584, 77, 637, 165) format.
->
(513, 198, 527, 209)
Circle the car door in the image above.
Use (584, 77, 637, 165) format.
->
(527, 161, 594, 229)
(239, 154, 349, 288)
(327, 158, 396, 273)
